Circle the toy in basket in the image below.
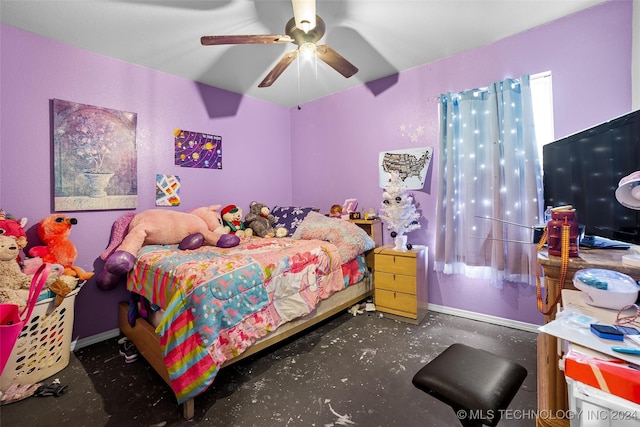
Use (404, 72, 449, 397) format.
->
(0, 269, 83, 392)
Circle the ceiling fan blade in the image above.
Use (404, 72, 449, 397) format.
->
(201, 34, 292, 46)
(258, 50, 299, 87)
(315, 45, 358, 78)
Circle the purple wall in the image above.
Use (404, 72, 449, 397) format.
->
(0, 24, 293, 339)
(0, 0, 633, 340)
(290, 0, 633, 326)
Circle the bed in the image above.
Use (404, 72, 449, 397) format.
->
(117, 212, 375, 419)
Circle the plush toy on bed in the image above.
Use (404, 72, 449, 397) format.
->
(96, 205, 240, 290)
(28, 214, 94, 280)
(221, 205, 253, 238)
(244, 201, 287, 238)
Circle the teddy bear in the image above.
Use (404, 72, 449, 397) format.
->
(96, 205, 240, 291)
(0, 235, 77, 308)
(244, 201, 287, 238)
(0, 235, 33, 306)
(28, 214, 94, 280)
(221, 205, 253, 238)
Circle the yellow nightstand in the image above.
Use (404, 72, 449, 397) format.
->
(373, 245, 428, 324)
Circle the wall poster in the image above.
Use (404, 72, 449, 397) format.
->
(174, 129, 222, 169)
(378, 147, 433, 190)
(156, 174, 181, 206)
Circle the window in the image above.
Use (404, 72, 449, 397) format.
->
(435, 74, 551, 284)
(530, 71, 555, 160)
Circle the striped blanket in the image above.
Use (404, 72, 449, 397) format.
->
(126, 238, 367, 403)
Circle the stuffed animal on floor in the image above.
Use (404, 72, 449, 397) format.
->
(244, 201, 287, 238)
(221, 204, 253, 238)
(28, 214, 94, 280)
(96, 205, 240, 291)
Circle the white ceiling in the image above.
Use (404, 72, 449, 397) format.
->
(0, 0, 607, 108)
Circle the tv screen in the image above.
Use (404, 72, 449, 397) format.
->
(543, 110, 640, 244)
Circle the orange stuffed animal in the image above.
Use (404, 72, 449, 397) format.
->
(28, 214, 94, 280)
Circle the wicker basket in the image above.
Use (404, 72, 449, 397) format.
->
(0, 285, 81, 391)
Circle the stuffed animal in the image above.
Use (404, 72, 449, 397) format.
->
(0, 210, 28, 252)
(0, 235, 74, 308)
(17, 254, 79, 307)
(244, 202, 287, 238)
(221, 205, 253, 238)
(0, 235, 32, 306)
(28, 214, 94, 280)
(0, 210, 28, 264)
(96, 205, 240, 291)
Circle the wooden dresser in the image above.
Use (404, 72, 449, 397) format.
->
(373, 245, 428, 324)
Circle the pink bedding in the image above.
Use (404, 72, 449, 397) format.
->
(126, 237, 368, 403)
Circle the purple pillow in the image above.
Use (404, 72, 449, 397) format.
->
(271, 206, 315, 237)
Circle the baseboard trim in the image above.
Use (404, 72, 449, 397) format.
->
(428, 303, 541, 333)
(72, 328, 120, 351)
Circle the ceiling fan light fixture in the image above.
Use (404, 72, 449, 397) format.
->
(292, 0, 316, 33)
(299, 42, 316, 59)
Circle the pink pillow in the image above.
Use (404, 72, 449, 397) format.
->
(291, 212, 375, 263)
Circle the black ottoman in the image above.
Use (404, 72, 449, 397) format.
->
(412, 343, 527, 427)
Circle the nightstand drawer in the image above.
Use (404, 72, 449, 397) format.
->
(374, 271, 416, 294)
(375, 254, 416, 274)
(374, 289, 417, 317)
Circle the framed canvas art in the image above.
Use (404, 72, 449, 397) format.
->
(52, 99, 137, 211)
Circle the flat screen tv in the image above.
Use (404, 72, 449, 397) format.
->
(543, 109, 640, 244)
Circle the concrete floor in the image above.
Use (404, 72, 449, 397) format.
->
(0, 310, 538, 427)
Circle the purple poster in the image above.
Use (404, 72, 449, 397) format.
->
(174, 129, 222, 169)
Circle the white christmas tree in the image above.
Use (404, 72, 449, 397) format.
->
(380, 171, 421, 249)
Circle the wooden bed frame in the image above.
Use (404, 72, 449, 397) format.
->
(118, 275, 372, 419)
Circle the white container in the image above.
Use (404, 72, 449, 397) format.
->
(567, 378, 640, 427)
(0, 286, 81, 391)
(573, 268, 640, 310)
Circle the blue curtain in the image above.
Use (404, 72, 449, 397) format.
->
(434, 76, 543, 284)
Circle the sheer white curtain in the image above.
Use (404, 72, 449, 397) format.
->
(434, 75, 543, 284)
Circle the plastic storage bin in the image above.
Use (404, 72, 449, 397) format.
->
(567, 377, 640, 427)
(0, 285, 81, 391)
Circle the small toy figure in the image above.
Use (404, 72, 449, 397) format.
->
(329, 204, 343, 218)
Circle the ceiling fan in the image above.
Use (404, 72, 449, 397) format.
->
(200, 0, 358, 88)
